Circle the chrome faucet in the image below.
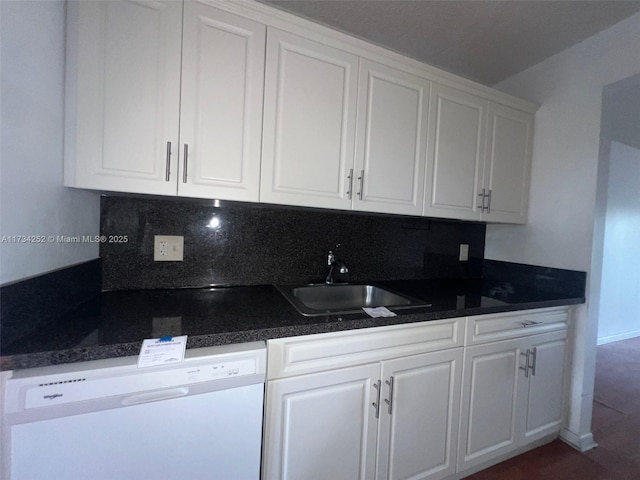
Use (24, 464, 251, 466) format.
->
(325, 246, 348, 284)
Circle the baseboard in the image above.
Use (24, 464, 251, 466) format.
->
(597, 330, 640, 345)
(560, 428, 598, 452)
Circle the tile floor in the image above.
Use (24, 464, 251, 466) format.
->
(465, 336, 640, 479)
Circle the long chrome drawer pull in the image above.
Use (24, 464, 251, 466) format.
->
(346, 168, 353, 200)
(520, 349, 530, 378)
(477, 188, 486, 211)
(529, 347, 537, 376)
(357, 170, 364, 200)
(372, 380, 381, 419)
(384, 376, 394, 415)
(183, 144, 189, 183)
(522, 320, 545, 328)
(165, 141, 172, 182)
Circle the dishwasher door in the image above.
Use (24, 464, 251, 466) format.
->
(3, 343, 266, 480)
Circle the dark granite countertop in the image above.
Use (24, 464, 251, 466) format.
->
(0, 278, 584, 371)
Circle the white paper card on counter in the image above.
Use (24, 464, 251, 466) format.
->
(362, 307, 397, 318)
(137, 335, 188, 368)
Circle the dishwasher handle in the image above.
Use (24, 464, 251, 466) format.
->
(121, 387, 189, 406)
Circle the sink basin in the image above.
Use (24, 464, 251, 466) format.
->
(277, 283, 427, 316)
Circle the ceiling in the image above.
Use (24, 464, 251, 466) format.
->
(262, 0, 640, 86)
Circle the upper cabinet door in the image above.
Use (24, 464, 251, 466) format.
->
(260, 28, 359, 210)
(178, 3, 265, 201)
(483, 103, 533, 224)
(66, 0, 182, 195)
(423, 84, 487, 221)
(354, 60, 429, 216)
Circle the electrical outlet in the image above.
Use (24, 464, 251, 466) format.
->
(154, 235, 184, 261)
(459, 244, 469, 262)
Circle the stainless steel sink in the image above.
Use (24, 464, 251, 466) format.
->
(277, 283, 428, 316)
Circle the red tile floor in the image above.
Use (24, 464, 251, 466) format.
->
(465, 336, 640, 479)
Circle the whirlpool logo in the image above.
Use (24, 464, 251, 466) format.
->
(43, 393, 63, 400)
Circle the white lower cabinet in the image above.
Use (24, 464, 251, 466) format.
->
(65, 0, 265, 200)
(263, 363, 380, 480)
(263, 323, 463, 480)
(523, 334, 567, 443)
(263, 308, 570, 480)
(376, 349, 463, 480)
(457, 337, 523, 471)
(457, 329, 567, 472)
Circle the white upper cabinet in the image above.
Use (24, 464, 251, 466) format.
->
(260, 28, 359, 210)
(424, 84, 487, 221)
(65, 0, 265, 201)
(65, 0, 182, 195)
(354, 60, 429, 216)
(178, 3, 265, 201)
(482, 102, 533, 224)
(65, 0, 535, 222)
(423, 83, 533, 224)
(261, 37, 430, 216)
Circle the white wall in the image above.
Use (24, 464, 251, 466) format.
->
(597, 141, 640, 344)
(0, 0, 100, 285)
(485, 12, 640, 451)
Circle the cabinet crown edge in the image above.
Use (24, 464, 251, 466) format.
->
(201, 0, 538, 114)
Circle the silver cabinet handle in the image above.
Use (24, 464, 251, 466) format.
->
(346, 168, 353, 200)
(487, 189, 492, 213)
(529, 347, 537, 376)
(522, 320, 544, 328)
(372, 380, 381, 419)
(165, 141, 172, 182)
(384, 376, 394, 415)
(477, 188, 486, 211)
(520, 349, 530, 378)
(357, 170, 364, 200)
(182, 144, 189, 183)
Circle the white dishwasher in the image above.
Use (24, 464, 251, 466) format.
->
(2, 341, 266, 480)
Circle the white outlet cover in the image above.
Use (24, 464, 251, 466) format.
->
(154, 235, 184, 261)
(459, 244, 469, 262)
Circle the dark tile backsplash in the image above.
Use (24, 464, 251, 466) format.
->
(100, 196, 486, 290)
(0, 259, 102, 350)
(483, 259, 587, 298)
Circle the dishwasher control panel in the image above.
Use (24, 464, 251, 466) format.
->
(188, 358, 256, 381)
(5, 344, 266, 412)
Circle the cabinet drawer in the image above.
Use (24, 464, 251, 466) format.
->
(267, 318, 463, 379)
(465, 307, 569, 345)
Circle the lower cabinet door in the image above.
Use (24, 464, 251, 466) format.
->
(457, 338, 527, 472)
(376, 348, 463, 480)
(523, 334, 567, 443)
(262, 363, 380, 480)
